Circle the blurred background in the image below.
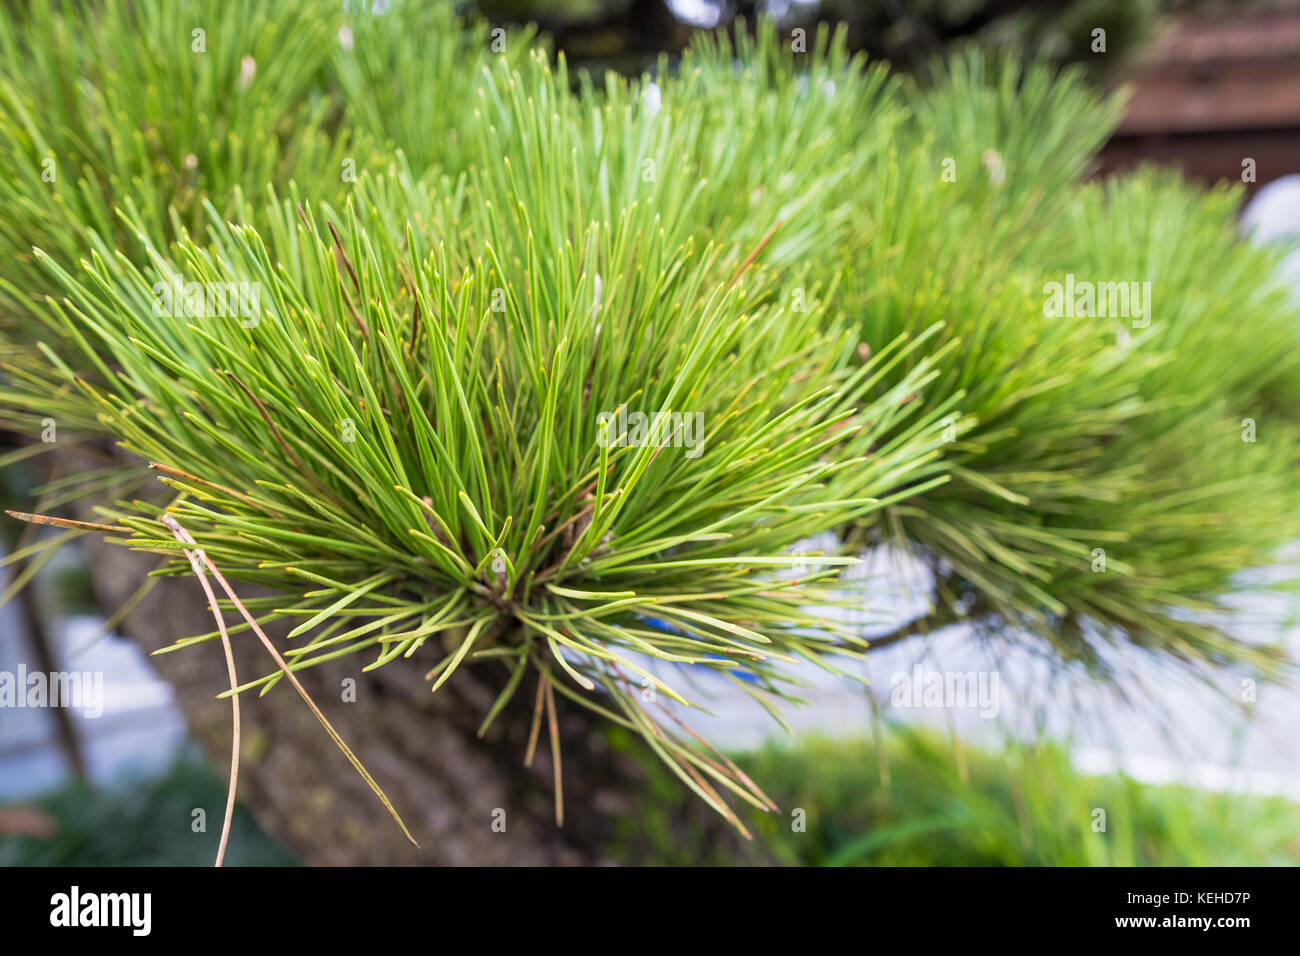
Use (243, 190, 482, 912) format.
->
(3, 0, 1300, 865)
(482, 0, 1300, 197)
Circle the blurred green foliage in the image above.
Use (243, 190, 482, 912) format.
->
(0, 754, 298, 867)
(610, 727, 1300, 865)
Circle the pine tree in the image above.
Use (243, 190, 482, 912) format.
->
(2, 1, 1297, 863)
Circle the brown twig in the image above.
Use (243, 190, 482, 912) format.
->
(524, 664, 546, 768)
(162, 514, 240, 867)
(5, 511, 127, 533)
(148, 462, 254, 505)
(326, 220, 361, 292)
(163, 512, 418, 847)
(223, 371, 309, 474)
(544, 673, 563, 827)
(725, 220, 783, 292)
(399, 261, 423, 357)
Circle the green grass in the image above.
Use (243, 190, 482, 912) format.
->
(0, 753, 297, 867)
(611, 727, 1300, 866)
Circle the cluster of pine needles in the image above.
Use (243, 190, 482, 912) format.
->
(2, 1, 1299, 849)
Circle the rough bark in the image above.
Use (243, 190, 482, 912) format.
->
(81, 536, 744, 865)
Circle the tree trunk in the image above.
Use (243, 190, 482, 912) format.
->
(81, 536, 744, 865)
